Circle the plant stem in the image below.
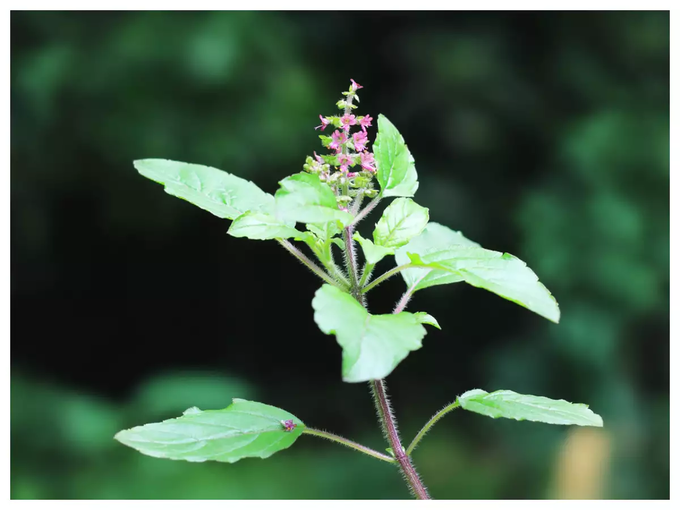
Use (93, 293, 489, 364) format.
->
(358, 261, 375, 289)
(406, 401, 460, 456)
(350, 195, 381, 227)
(338, 97, 429, 499)
(277, 240, 344, 288)
(303, 428, 395, 463)
(393, 271, 430, 314)
(362, 263, 414, 293)
(342, 226, 362, 302)
(370, 379, 431, 499)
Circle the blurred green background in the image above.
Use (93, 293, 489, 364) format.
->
(11, 11, 668, 499)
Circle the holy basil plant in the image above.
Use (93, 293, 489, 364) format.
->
(117, 80, 602, 499)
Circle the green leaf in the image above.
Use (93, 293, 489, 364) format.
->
(306, 221, 342, 242)
(396, 223, 559, 323)
(134, 159, 274, 220)
(275, 172, 353, 226)
(457, 389, 603, 427)
(312, 284, 438, 382)
(373, 198, 429, 249)
(228, 212, 306, 240)
(114, 399, 305, 463)
(373, 115, 419, 197)
(353, 232, 395, 265)
(396, 222, 480, 289)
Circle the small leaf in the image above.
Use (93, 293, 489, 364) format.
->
(396, 223, 559, 323)
(306, 221, 342, 242)
(228, 212, 305, 240)
(275, 172, 353, 226)
(414, 312, 441, 330)
(396, 222, 480, 289)
(312, 284, 437, 382)
(353, 232, 395, 265)
(373, 198, 429, 249)
(134, 159, 274, 219)
(457, 389, 603, 427)
(114, 399, 305, 463)
(373, 115, 419, 198)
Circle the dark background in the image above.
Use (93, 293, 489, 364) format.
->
(11, 11, 669, 499)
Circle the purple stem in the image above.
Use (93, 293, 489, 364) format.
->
(370, 379, 431, 500)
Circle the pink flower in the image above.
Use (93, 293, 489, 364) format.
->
(359, 115, 373, 132)
(360, 152, 376, 173)
(340, 114, 357, 132)
(353, 131, 368, 152)
(350, 79, 363, 92)
(315, 115, 331, 131)
(328, 130, 347, 154)
(347, 172, 359, 178)
(313, 151, 324, 164)
(337, 153, 352, 174)
(281, 420, 296, 432)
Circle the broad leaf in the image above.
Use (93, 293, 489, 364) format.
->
(353, 232, 395, 265)
(275, 172, 353, 226)
(228, 212, 305, 240)
(135, 159, 274, 219)
(312, 284, 438, 382)
(373, 198, 429, 249)
(373, 115, 419, 198)
(395, 222, 480, 289)
(457, 389, 603, 427)
(407, 246, 560, 323)
(114, 399, 305, 463)
(396, 223, 559, 323)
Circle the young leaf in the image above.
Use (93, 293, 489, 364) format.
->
(312, 284, 438, 382)
(353, 232, 395, 265)
(373, 115, 419, 198)
(134, 159, 274, 219)
(395, 222, 480, 289)
(275, 172, 353, 226)
(228, 211, 306, 240)
(373, 198, 429, 249)
(457, 389, 603, 427)
(114, 399, 305, 463)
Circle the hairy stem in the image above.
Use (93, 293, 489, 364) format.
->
(358, 262, 375, 289)
(303, 428, 395, 463)
(393, 271, 430, 314)
(350, 195, 381, 227)
(370, 379, 431, 499)
(277, 240, 344, 288)
(342, 226, 363, 303)
(406, 401, 460, 456)
(362, 263, 414, 293)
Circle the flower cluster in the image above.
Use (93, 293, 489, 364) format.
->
(303, 79, 378, 209)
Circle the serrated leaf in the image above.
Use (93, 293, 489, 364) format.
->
(373, 115, 419, 198)
(228, 211, 305, 240)
(312, 284, 438, 382)
(396, 222, 480, 289)
(134, 159, 274, 220)
(396, 223, 559, 323)
(353, 232, 395, 265)
(373, 198, 429, 249)
(114, 399, 305, 463)
(457, 389, 603, 427)
(275, 172, 353, 226)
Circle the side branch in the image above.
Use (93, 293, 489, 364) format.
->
(277, 239, 344, 288)
(303, 428, 395, 463)
(406, 401, 460, 456)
